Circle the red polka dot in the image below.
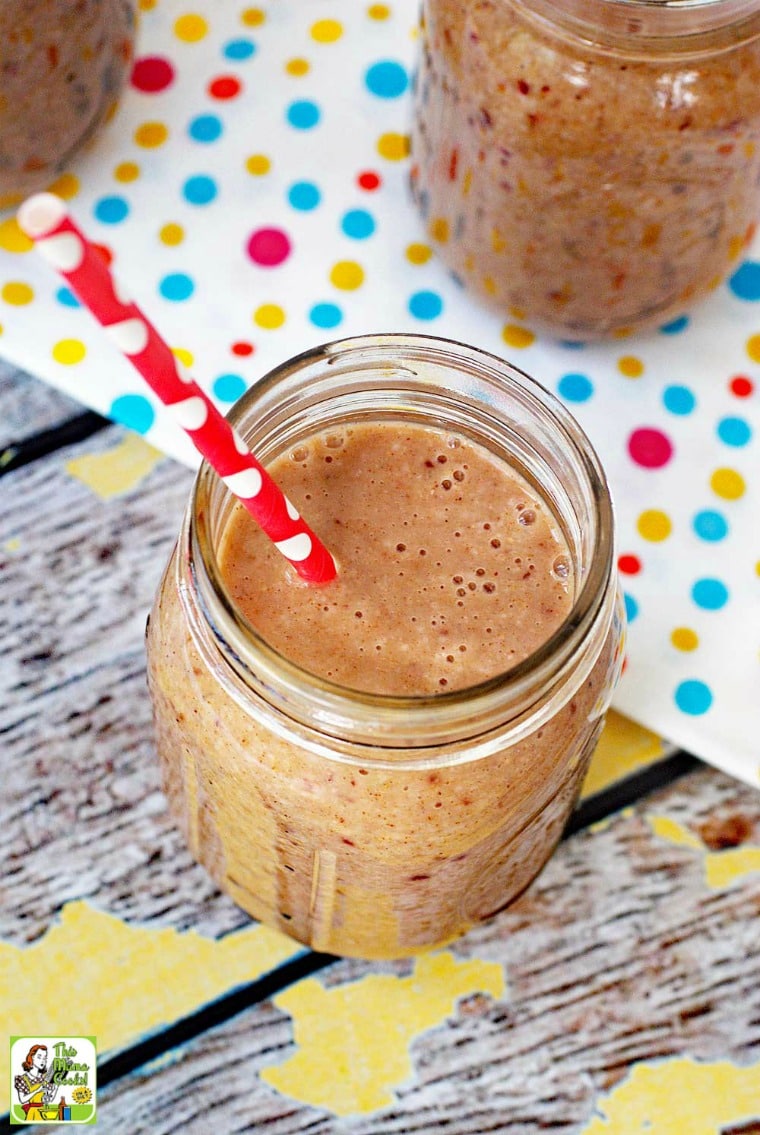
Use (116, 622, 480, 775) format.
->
(232, 341, 255, 357)
(246, 227, 292, 267)
(618, 554, 642, 575)
(357, 170, 381, 191)
(131, 55, 175, 93)
(208, 75, 242, 100)
(730, 374, 754, 398)
(627, 427, 673, 469)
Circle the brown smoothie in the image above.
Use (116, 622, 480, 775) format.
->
(0, 0, 135, 207)
(412, 0, 760, 338)
(147, 419, 620, 958)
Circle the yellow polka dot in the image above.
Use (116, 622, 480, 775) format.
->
(330, 261, 365, 290)
(728, 234, 744, 261)
(114, 161, 140, 183)
(241, 7, 266, 26)
(671, 627, 699, 652)
(172, 347, 194, 368)
(138, 0, 157, 9)
(746, 333, 760, 364)
(53, 339, 86, 365)
(756, 560, 760, 578)
(134, 121, 169, 148)
(709, 467, 745, 500)
(501, 323, 536, 349)
(246, 153, 271, 176)
(160, 223, 184, 246)
(0, 218, 33, 254)
(637, 509, 672, 542)
(1, 281, 34, 306)
(253, 303, 285, 330)
(174, 13, 208, 42)
(429, 217, 449, 243)
(47, 172, 80, 200)
(0, 323, 4, 335)
(285, 58, 310, 77)
(618, 354, 644, 378)
(405, 242, 432, 265)
(377, 131, 410, 161)
(368, 3, 391, 18)
(311, 19, 343, 42)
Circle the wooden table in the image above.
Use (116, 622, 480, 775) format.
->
(2, 360, 759, 1134)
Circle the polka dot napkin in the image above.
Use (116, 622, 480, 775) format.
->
(0, 1, 757, 788)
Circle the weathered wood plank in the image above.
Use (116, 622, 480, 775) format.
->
(0, 356, 83, 447)
(92, 766, 760, 1134)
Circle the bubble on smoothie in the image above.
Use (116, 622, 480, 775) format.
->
(453, 469, 465, 482)
(476, 568, 486, 577)
(437, 454, 448, 463)
(518, 508, 536, 526)
(441, 479, 452, 490)
(483, 582, 496, 593)
(290, 445, 309, 462)
(396, 542, 407, 552)
(325, 433, 344, 448)
(447, 436, 461, 449)
(490, 538, 501, 548)
(552, 554, 571, 580)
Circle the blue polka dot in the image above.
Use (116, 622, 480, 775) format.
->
(341, 209, 376, 239)
(691, 577, 729, 610)
(674, 679, 713, 716)
(188, 114, 223, 143)
(728, 260, 760, 301)
(159, 273, 195, 302)
(94, 195, 129, 224)
(309, 302, 343, 329)
(662, 384, 696, 415)
(692, 509, 728, 542)
(182, 174, 218, 205)
(717, 415, 752, 447)
(409, 290, 443, 320)
(287, 181, 321, 211)
(110, 393, 155, 434)
(365, 60, 409, 99)
(213, 373, 247, 403)
(559, 340, 586, 350)
(623, 592, 639, 623)
(287, 100, 321, 129)
(56, 285, 79, 308)
(557, 372, 594, 403)
(223, 37, 256, 61)
(659, 315, 690, 335)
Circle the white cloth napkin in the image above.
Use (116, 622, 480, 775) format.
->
(0, 1, 757, 787)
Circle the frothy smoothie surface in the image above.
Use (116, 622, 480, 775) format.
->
(218, 421, 574, 696)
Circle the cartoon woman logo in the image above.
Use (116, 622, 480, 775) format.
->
(13, 1044, 59, 1121)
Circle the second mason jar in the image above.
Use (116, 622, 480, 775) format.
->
(411, 0, 760, 339)
(146, 335, 624, 959)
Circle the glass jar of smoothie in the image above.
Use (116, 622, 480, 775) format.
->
(411, 0, 760, 339)
(0, 0, 136, 208)
(146, 334, 624, 959)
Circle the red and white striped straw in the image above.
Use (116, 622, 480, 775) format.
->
(17, 193, 337, 585)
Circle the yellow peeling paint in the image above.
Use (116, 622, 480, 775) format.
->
(0, 901, 301, 1113)
(261, 950, 506, 1116)
(582, 710, 667, 799)
(581, 1057, 760, 1134)
(65, 433, 164, 499)
(648, 815, 760, 889)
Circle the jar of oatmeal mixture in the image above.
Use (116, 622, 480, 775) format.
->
(0, 1, 135, 208)
(411, 0, 760, 339)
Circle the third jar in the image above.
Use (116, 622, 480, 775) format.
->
(411, 0, 760, 339)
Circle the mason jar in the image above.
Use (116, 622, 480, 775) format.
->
(145, 334, 624, 960)
(411, 0, 760, 339)
(0, 0, 135, 208)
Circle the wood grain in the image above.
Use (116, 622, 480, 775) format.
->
(0, 358, 82, 448)
(92, 767, 760, 1133)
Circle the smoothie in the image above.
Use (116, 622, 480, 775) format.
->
(0, 0, 135, 207)
(412, 0, 760, 338)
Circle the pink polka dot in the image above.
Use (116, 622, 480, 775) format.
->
(131, 56, 175, 93)
(627, 427, 674, 469)
(246, 227, 292, 267)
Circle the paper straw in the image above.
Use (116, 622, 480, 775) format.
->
(17, 193, 337, 585)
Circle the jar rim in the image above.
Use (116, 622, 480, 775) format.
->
(189, 334, 616, 746)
